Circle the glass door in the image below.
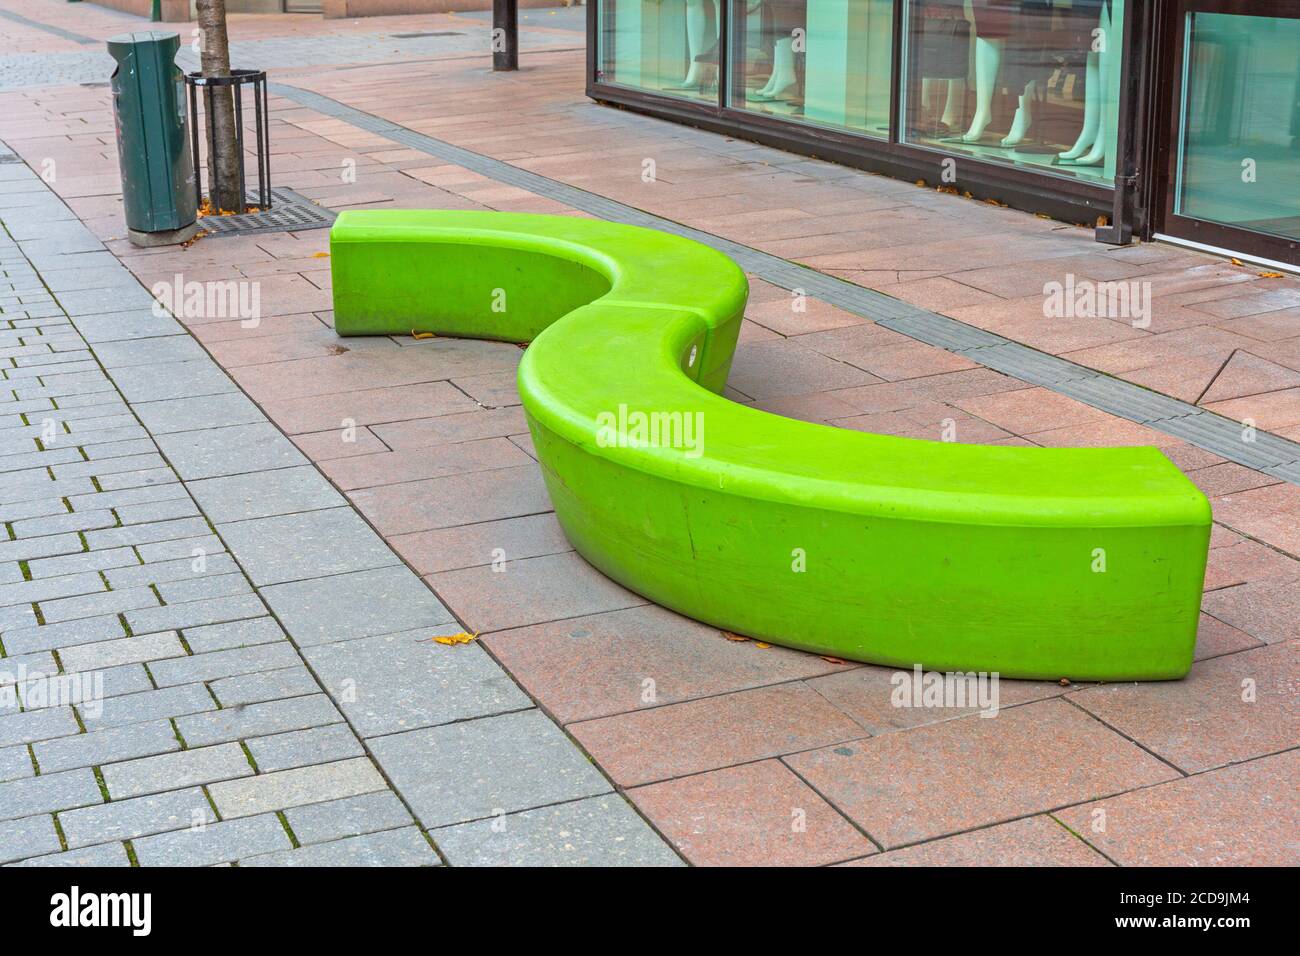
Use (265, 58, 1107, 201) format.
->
(1160, 0, 1300, 264)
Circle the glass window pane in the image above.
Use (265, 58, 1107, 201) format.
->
(596, 1, 721, 104)
(1176, 13, 1300, 243)
(726, 1, 894, 139)
(901, 0, 1125, 185)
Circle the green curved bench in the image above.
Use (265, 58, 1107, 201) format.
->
(330, 210, 1211, 681)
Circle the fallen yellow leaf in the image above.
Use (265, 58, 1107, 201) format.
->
(313, 252, 331, 259)
(722, 631, 749, 643)
(754, 642, 771, 649)
(411, 330, 436, 340)
(1230, 258, 1244, 266)
(1258, 271, 1284, 279)
(432, 631, 478, 646)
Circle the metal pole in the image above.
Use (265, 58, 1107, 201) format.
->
(493, 0, 518, 72)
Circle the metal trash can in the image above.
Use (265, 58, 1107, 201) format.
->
(107, 31, 199, 246)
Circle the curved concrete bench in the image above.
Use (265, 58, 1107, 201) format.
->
(331, 210, 1211, 680)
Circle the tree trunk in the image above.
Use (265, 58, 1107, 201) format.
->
(195, 0, 243, 212)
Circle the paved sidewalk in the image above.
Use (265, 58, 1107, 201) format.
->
(0, 0, 1296, 866)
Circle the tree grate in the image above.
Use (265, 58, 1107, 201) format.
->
(200, 187, 336, 237)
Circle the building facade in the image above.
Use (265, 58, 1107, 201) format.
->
(588, 0, 1300, 268)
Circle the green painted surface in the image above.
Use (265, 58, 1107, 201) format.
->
(331, 210, 1211, 681)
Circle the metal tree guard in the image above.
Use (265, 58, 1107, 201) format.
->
(186, 69, 271, 213)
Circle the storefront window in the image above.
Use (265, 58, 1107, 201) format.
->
(727, 1, 894, 139)
(596, 1, 722, 104)
(1175, 13, 1300, 243)
(901, 0, 1125, 184)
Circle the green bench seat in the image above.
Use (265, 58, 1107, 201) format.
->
(331, 209, 1211, 680)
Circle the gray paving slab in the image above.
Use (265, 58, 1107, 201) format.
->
(433, 794, 683, 867)
(245, 723, 365, 773)
(7, 841, 132, 867)
(282, 790, 413, 846)
(187, 465, 345, 523)
(106, 359, 238, 403)
(0, 813, 61, 865)
(208, 665, 321, 708)
(262, 565, 455, 647)
(148, 641, 301, 687)
(69, 309, 184, 343)
(101, 742, 254, 800)
(81, 684, 216, 731)
(132, 812, 291, 867)
(216, 506, 398, 585)
(369, 709, 612, 829)
(0, 766, 102, 821)
(33, 719, 181, 774)
(154, 421, 306, 480)
(174, 694, 342, 748)
(182, 616, 287, 654)
(240, 826, 439, 867)
(91, 335, 207, 368)
(208, 756, 385, 819)
(131, 391, 265, 434)
(58, 787, 216, 849)
(304, 632, 530, 737)
(0, 744, 33, 783)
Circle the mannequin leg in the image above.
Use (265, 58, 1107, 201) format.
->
(750, 36, 797, 101)
(962, 37, 1004, 143)
(941, 79, 967, 128)
(1059, 50, 1100, 159)
(1074, 2, 1112, 166)
(669, 0, 710, 89)
(1001, 80, 1037, 146)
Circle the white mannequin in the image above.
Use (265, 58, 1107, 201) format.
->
(962, 37, 1004, 142)
(670, 0, 717, 89)
(923, 77, 968, 129)
(1001, 79, 1038, 146)
(1060, 0, 1111, 165)
(750, 35, 798, 101)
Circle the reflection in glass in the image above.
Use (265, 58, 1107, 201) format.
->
(597, 1, 721, 103)
(902, 0, 1125, 184)
(1176, 14, 1300, 243)
(728, 0, 894, 139)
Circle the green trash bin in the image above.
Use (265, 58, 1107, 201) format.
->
(108, 31, 199, 246)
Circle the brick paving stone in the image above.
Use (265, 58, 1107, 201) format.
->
(8, 842, 132, 867)
(847, 816, 1109, 866)
(0, 814, 61, 865)
(0, 705, 79, 748)
(1055, 751, 1299, 866)
(175, 694, 342, 748)
(429, 551, 647, 633)
(58, 630, 185, 673)
(182, 616, 287, 654)
(487, 605, 855, 724)
(82, 684, 216, 731)
(1201, 578, 1300, 646)
(216, 507, 399, 585)
(133, 813, 292, 867)
(124, 593, 266, 635)
(208, 757, 386, 819)
(245, 724, 364, 773)
(0, 767, 102, 822)
(58, 787, 215, 849)
(241, 827, 439, 867)
(283, 790, 413, 846)
(370, 709, 611, 829)
(102, 743, 254, 799)
(261, 565, 455, 646)
(571, 682, 865, 787)
(148, 642, 301, 687)
(629, 760, 875, 867)
(303, 632, 529, 737)
(785, 700, 1179, 848)
(209, 665, 320, 708)
(1071, 642, 1298, 773)
(33, 718, 180, 774)
(0, 744, 33, 783)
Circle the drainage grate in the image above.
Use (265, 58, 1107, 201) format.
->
(199, 186, 336, 237)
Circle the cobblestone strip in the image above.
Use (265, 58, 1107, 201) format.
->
(0, 146, 677, 866)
